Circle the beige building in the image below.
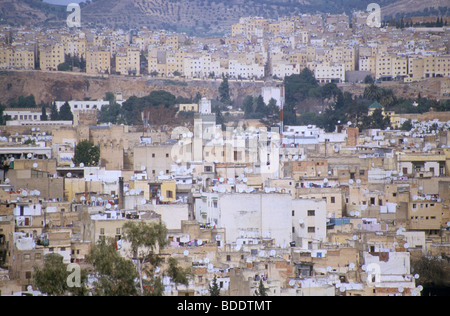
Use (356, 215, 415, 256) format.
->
(115, 47, 140, 76)
(86, 48, 111, 75)
(39, 44, 64, 71)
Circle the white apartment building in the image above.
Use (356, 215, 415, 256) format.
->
(4, 108, 44, 124)
(194, 192, 326, 249)
(184, 54, 220, 79)
(228, 59, 265, 79)
(314, 63, 345, 83)
(55, 99, 123, 112)
(272, 61, 300, 79)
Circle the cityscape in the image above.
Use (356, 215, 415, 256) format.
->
(0, 0, 449, 298)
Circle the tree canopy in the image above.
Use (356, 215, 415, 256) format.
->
(73, 140, 100, 167)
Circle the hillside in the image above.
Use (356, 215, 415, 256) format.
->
(0, 0, 65, 27)
(2, 0, 447, 36)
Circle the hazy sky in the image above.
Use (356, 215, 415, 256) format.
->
(43, 0, 86, 5)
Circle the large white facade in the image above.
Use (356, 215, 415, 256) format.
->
(194, 192, 326, 249)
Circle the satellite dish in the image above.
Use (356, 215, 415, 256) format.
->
(298, 218, 304, 225)
(197, 239, 203, 246)
(159, 195, 164, 201)
(349, 179, 354, 184)
(80, 196, 86, 201)
(141, 199, 146, 205)
(414, 274, 419, 279)
(204, 257, 210, 263)
(79, 163, 84, 167)
(352, 235, 358, 240)
(106, 204, 111, 209)
(33, 163, 38, 168)
(67, 172, 72, 178)
(289, 280, 295, 286)
(70, 163, 75, 168)
(155, 266, 161, 273)
(349, 263, 355, 269)
(183, 250, 189, 256)
(326, 266, 332, 272)
(141, 166, 146, 171)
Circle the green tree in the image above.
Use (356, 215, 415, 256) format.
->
(73, 140, 100, 166)
(167, 257, 191, 287)
(50, 102, 59, 121)
(218, 77, 231, 104)
(209, 275, 220, 296)
(254, 95, 268, 116)
(57, 62, 72, 71)
(364, 75, 374, 84)
(59, 101, 73, 121)
(33, 253, 88, 296)
(87, 238, 139, 296)
(255, 279, 268, 296)
(122, 221, 168, 296)
(400, 119, 413, 131)
(41, 106, 48, 121)
(242, 95, 254, 118)
(10, 94, 37, 108)
(411, 255, 450, 295)
(98, 102, 123, 124)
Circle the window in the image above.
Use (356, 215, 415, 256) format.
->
(292, 210, 295, 216)
(307, 227, 315, 233)
(331, 197, 335, 203)
(307, 210, 315, 216)
(100, 228, 105, 235)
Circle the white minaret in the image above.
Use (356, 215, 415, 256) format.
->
(198, 97, 211, 114)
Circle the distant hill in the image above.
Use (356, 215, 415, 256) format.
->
(1, 0, 448, 36)
(0, 0, 65, 27)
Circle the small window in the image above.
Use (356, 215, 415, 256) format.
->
(307, 210, 315, 216)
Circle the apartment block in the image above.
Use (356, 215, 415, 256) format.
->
(86, 48, 111, 74)
(39, 44, 64, 71)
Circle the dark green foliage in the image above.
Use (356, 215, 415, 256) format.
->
(255, 279, 268, 296)
(73, 140, 100, 167)
(218, 77, 232, 104)
(209, 275, 220, 296)
(50, 102, 59, 121)
(58, 102, 74, 121)
(41, 106, 48, 121)
(10, 94, 36, 108)
(33, 253, 88, 296)
(121, 90, 178, 125)
(87, 239, 139, 296)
